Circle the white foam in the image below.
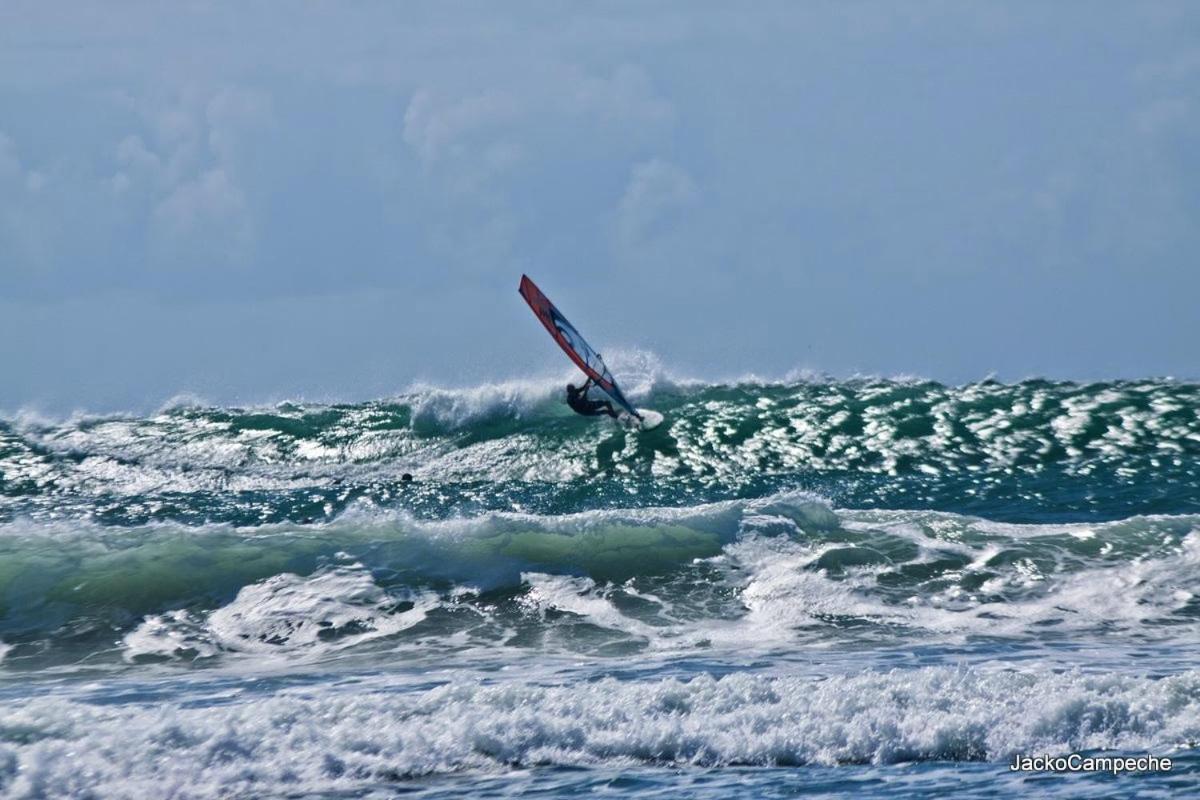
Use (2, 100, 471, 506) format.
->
(124, 565, 437, 662)
(520, 572, 662, 643)
(750, 510, 1200, 638)
(122, 610, 219, 662)
(0, 666, 1195, 797)
(543, 507, 1200, 651)
(404, 351, 679, 430)
(407, 376, 564, 429)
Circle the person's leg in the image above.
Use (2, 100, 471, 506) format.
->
(583, 399, 618, 418)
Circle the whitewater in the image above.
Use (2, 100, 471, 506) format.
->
(1, 371, 1198, 798)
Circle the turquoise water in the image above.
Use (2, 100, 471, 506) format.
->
(1, 376, 1198, 797)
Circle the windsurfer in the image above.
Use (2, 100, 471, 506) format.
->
(566, 377, 620, 418)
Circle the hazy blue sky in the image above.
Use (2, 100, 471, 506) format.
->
(2, 2, 1197, 411)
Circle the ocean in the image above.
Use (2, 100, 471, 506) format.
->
(1, 374, 1197, 798)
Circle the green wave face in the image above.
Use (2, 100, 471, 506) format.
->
(1, 497, 1198, 669)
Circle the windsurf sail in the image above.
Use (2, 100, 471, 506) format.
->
(518, 274, 641, 420)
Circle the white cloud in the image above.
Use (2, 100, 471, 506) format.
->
(205, 87, 273, 164)
(116, 134, 163, 179)
(565, 64, 674, 127)
(105, 88, 271, 267)
(154, 168, 242, 230)
(152, 168, 251, 264)
(153, 105, 199, 146)
(0, 132, 48, 193)
(403, 89, 520, 166)
(397, 64, 678, 276)
(617, 158, 698, 246)
(0, 132, 52, 272)
(116, 87, 270, 200)
(401, 64, 673, 170)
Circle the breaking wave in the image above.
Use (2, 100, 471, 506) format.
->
(1, 666, 1197, 798)
(0, 493, 1196, 670)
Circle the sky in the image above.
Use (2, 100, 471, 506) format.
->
(1, 2, 1197, 412)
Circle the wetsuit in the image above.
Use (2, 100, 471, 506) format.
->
(566, 379, 619, 419)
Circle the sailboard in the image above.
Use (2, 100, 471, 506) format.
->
(518, 274, 642, 421)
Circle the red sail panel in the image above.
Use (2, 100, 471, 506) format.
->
(518, 275, 639, 418)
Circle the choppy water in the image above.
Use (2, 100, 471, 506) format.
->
(1, 373, 1198, 798)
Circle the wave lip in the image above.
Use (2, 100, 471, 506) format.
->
(0, 666, 1196, 797)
